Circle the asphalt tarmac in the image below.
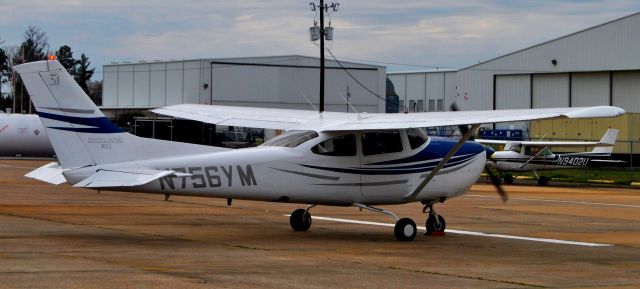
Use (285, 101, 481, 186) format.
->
(1, 160, 639, 288)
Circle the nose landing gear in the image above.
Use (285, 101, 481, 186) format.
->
(423, 204, 446, 235)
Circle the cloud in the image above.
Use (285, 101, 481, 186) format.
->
(1, 0, 639, 73)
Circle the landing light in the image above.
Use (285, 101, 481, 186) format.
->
(49, 55, 56, 61)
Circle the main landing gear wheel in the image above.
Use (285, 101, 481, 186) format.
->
(503, 174, 514, 185)
(537, 176, 549, 186)
(394, 218, 417, 241)
(290, 208, 312, 231)
(426, 214, 446, 234)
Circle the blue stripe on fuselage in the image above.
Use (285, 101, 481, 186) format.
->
(37, 111, 123, 133)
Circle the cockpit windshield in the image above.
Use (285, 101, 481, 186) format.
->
(525, 146, 553, 156)
(261, 130, 319, 148)
(505, 143, 522, 153)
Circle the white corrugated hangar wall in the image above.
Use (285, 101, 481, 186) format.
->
(387, 71, 457, 113)
(102, 55, 387, 117)
(456, 12, 640, 134)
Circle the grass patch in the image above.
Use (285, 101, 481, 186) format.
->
(515, 168, 640, 186)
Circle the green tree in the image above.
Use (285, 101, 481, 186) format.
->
(75, 53, 94, 95)
(87, 80, 102, 106)
(13, 26, 49, 113)
(55, 45, 77, 76)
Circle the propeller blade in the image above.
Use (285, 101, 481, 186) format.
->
(484, 163, 508, 203)
(451, 102, 503, 200)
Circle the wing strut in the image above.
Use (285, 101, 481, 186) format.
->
(518, 146, 550, 169)
(404, 124, 481, 201)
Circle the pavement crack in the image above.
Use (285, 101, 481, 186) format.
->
(382, 265, 547, 288)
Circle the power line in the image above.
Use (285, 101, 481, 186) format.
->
(326, 47, 407, 111)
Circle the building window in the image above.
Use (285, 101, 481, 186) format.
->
(428, 99, 436, 112)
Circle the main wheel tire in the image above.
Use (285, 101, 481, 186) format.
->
(503, 174, 514, 185)
(394, 218, 417, 241)
(290, 209, 312, 231)
(426, 214, 446, 234)
(538, 176, 549, 186)
(490, 175, 502, 185)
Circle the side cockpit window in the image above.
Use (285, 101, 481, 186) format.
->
(312, 134, 356, 156)
(406, 128, 428, 150)
(362, 130, 403, 156)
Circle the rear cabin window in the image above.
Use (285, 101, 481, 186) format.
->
(362, 130, 403, 156)
(261, 130, 318, 148)
(406, 128, 428, 149)
(311, 134, 357, 156)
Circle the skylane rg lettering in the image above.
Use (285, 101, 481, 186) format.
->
(556, 156, 589, 166)
(159, 165, 257, 190)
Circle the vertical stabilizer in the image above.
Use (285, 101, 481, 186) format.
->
(14, 60, 226, 169)
(591, 128, 619, 155)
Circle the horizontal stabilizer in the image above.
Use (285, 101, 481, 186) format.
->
(73, 168, 178, 188)
(25, 162, 66, 185)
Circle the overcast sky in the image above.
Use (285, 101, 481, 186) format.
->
(1, 0, 639, 76)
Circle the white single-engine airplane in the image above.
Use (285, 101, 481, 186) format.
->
(15, 59, 625, 241)
(477, 129, 623, 185)
(0, 113, 54, 156)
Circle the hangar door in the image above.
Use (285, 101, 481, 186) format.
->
(571, 72, 609, 107)
(613, 71, 640, 113)
(532, 74, 569, 108)
(495, 75, 530, 109)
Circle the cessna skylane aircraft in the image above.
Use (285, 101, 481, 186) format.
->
(15, 59, 625, 241)
(477, 128, 623, 185)
(0, 113, 54, 156)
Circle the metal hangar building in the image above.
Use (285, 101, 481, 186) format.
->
(101, 55, 386, 117)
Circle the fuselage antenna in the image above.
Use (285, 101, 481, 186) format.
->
(338, 91, 359, 114)
(301, 91, 319, 112)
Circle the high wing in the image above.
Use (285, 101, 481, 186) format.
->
(477, 128, 619, 147)
(476, 139, 610, 147)
(152, 104, 322, 130)
(73, 168, 189, 188)
(152, 104, 625, 131)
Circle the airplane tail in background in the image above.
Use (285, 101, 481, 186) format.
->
(14, 60, 226, 169)
(591, 128, 619, 155)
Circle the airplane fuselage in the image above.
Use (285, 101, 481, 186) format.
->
(489, 151, 608, 172)
(63, 134, 487, 206)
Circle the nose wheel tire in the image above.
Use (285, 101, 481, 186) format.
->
(426, 214, 446, 234)
(394, 218, 417, 241)
(290, 209, 312, 231)
(537, 176, 549, 186)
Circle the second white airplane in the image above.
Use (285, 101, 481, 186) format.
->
(16, 59, 625, 241)
(478, 128, 623, 185)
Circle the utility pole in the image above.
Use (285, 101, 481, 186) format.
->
(319, 0, 325, 113)
(309, 1, 338, 113)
